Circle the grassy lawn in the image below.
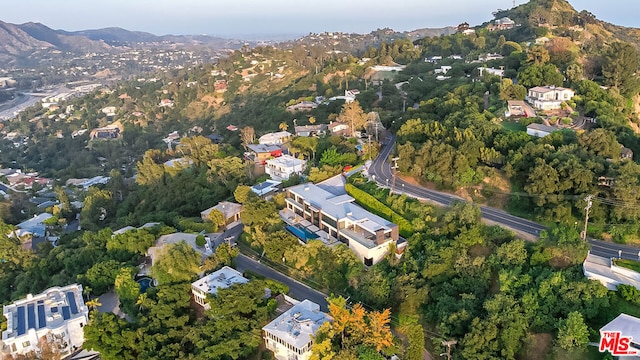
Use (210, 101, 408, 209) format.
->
(501, 121, 526, 132)
(614, 259, 640, 273)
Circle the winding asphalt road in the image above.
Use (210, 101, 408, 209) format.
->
(370, 135, 640, 261)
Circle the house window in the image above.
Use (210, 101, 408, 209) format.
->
(22, 341, 30, 348)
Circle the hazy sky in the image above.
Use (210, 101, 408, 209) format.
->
(2, 0, 639, 37)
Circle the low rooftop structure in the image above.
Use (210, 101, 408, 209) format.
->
(262, 299, 330, 360)
(294, 124, 328, 137)
(259, 131, 292, 145)
(251, 179, 283, 199)
(505, 100, 536, 118)
(526, 123, 558, 138)
(163, 157, 194, 168)
(583, 252, 640, 291)
(1, 284, 88, 359)
(191, 266, 249, 308)
(200, 201, 243, 225)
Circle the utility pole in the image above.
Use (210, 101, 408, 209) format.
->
(582, 195, 593, 242)
(442, 340, 457, 360)
(391, 157, 399, 193)
(368, 134, 372, 160)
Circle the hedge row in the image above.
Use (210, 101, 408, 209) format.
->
(345, 183, 413, 238)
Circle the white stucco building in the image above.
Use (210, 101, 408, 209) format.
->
(526, 86, 575, 110)
(1, 284, 89, 359)
(265, 155, 306, 181)
(259, 131, 293, 145)
(262, 299, 330, 360)
(191, 266, 249, 309)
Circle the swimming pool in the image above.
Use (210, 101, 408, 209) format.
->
(137, 277, 154, 293)
(286, 224, 319, 243)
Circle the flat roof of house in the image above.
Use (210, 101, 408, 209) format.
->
(201, 201, 243, 219)
(287, 183, 394, 229)
(163, 157, 193, 168)
(191, 266, 248, 296)
(583, 252, 640, 290)
(266, 154, 306, 167)
(600, 313, 640, 345)
(262, 299, 330, 350)
(259, 131, 292, 143)
(2, 284, 87, 339)
(247, 144, 282, 153)
(526, 123, 557, 133)
(528, 86, 573, 93)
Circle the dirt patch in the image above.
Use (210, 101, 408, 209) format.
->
(469, 244, 491, 258)
(322, 70, 346, 84)
(520, 333, 552, 360)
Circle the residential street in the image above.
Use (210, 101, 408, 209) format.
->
(370, 135, 640, 260)
(235, 254, 329, 311)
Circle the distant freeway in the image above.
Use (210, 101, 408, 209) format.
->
(370, 135, 640, 260)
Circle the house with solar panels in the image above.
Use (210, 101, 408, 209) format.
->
(262, 299, 330, 360)
(1, 284, 89, 358)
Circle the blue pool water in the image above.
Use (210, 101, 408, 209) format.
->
(286, 224, 319, 243)
(137, 277, 153, 293)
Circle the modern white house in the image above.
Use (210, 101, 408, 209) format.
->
(262, 299, 330, 360)
(281, 183, 399, 266)
(1, 284, 89, 359)
(526, 123, 558, 138)
(259, 131, 293, 145)
(265, 155, 306, 181)
(191, 266, 249, 309)
(599, 313, 640, 355)
(526, 86, 575, 110)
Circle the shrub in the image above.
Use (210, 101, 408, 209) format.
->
(345, 183, 413, 237)
(196, 235, 206, 247)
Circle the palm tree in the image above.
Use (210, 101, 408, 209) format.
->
(136, 293, 150, 312)
(86, 298, 102, 312)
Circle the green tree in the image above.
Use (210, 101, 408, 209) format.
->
(202, 243, 240, 272)
(150, 241, 200, 285)
(234, 185, 254, 204)
(527, 45, 550, 66)
(114, 267, 139, 314)
(338, 100, 367, 136)
(602, 42, 640, 96)
(82, 260, 122, 294)
(207, 209, 226, 231)
(557, 311, 590, 350)
(80, 188, 115, 231)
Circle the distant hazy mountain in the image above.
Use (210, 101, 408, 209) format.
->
(0, 20, 251, 66)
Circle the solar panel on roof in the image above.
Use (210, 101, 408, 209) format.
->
(37, 305, 46, 329)
(16, 306, 26, 336)
(66, 291, 78, 314)
(27, 304, 36, 330)
(61, 306, 71, 320)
